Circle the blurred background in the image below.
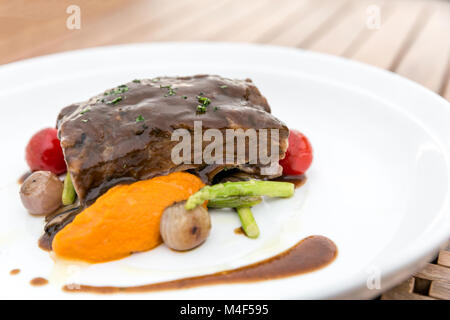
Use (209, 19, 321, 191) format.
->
(1, 0, 449, 300)
(1, 0, 449, 100)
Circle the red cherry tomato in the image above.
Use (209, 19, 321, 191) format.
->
(25, 128, 66, 175)
(279, 129, 313, 175)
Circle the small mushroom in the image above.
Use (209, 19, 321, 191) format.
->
(20, 171, 63, 215)
(160, 201, 211, 251)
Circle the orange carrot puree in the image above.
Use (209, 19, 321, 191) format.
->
(53, 172, 204, 263)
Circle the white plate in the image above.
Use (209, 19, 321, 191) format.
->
(0, 43, 449, 299)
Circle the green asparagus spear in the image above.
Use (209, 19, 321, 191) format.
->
(207, 196, 262, 208)
(185, 180, 294, 210)
(62, 172, 76, 206)
(236, 207, 260, 239)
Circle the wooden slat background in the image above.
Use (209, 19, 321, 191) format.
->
(1, 0, 449, 299)
(1, 0, 449, 97)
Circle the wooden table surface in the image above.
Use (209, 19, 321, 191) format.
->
(1, 0, 450, 299)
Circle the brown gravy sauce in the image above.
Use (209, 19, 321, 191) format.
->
(38, 234, 52, 252)
(30, 277, 48, 286)
(63, 235, 337, 294)
(9, 269, 20, 275)
(234, 226, 245, 235)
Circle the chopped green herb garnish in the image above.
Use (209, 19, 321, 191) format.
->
(182, 95, 188, 99)
(197, 105, 207, 113)
(107, 96, 123, 105)
(160, 84, 176, 96)
(114, 86, 128, 94)
(197, 95, 211, 106)
(195, 94, 212, 113)
(220, 85, 228, 89)
(136, 115, 145, 122)
(80, 107, 91, 115)
(132, 79, 141, 83)
(105, 85, 129, 96)
(81, 119, 89, 123)
(213, 106, 219, 111)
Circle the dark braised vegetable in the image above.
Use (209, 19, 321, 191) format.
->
(39, 203, 82, 251)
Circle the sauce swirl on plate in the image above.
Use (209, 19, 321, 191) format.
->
(63, 235, 337, 294)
